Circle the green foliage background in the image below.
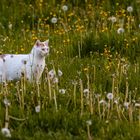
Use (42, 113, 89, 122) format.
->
(0, 0, 140, 139)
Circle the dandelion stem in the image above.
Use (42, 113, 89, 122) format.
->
(4, 105, 9, 128)
(116, 104, 121, 120)
(78, 41, 81, 58)
(21, 76, 25, 112)
(9, 115, 28, 121)
(128, 105, 133, 122)
(73, 82, 77, 108)
(107, 100, 111, 119)
(93, 65, 96, 82)
(97, 97, 101, 119)
(37, 82, 41, 105)
(46, 67, 52, 100)
(87, 124, 92, 140)
(125, 78, 129, 103)
(53, 89, 58, 112)
(80, 79, 84, 116)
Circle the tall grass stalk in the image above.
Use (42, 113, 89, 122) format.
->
(46, 67, 52, 101)
(80, 79, 84, 116)
(86, 73, 90, 105)
(4, 103, 9, 128)
(73, 82, 77, 109)
(125, 77, 129, 103)
(87, 123, 92, 140)
(53, 89, 58, 112)
(20, 76, 25, 114)
(128, 105, 133, 122)
(36, 82, 41, 106)
(97, 96, 101, 119)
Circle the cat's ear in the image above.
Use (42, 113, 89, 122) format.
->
(44, 39, 49, 46)
(35, 40, 41, 47)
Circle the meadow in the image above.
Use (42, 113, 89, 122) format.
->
(0, 0, 140, 139)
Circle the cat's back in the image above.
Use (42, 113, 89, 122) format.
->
(0, 54, 28, 61)
(0, 54, 30, 67)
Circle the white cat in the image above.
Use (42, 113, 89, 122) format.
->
(0, 40, 49, 82)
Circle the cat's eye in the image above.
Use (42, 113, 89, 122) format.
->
(42, 48, 45, 51)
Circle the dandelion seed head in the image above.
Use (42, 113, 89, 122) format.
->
(59, 89, 66, 94)
(1, 128, 11, 138)
(58, 69, 63, 77)
(3, 98, 10, 106)
(53, 77, 59, 83)
(124, 102, 129, 109)
(48, 69, 55, 79)
(62, 5, 68, 12)
(117, 27, 124, 34)
(86, 120, 92, 126)
(83, 89, 89, 94)
(109, 16, 117, 23)
(107, 93, 113, 100)
(51, 17, 58, 24)
(127, 6, 133, 12)
(35, 105, 40, 113)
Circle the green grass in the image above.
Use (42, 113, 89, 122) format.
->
(0, 0, 140, 139)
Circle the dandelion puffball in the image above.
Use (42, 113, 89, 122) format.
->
(1, 128, 11, 138)
(35, 105, 40, 113)
(107, 93, 113, 100)
(109, 16, 117, 23)
(127, 6, 133, 12)
(117, 27, 124, 34)
(51, 17, 58, 24)
(62, 5, 68, 12)
(59, 89, 66, 94)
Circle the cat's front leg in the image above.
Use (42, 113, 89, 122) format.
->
(0, 72, 6, 83)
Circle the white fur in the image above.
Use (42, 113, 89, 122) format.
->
(0, 40, 49, 82)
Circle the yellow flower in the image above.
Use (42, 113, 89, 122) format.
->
(21, 48, 24, 52)
(83, 67, 88, 72)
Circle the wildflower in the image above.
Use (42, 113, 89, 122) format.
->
(8, 22, 12, 30)
(135, 103, 140, 107)
(58, 69, 63, 77)
(59, 89, 66, 94)
(94, 93, 101, 98)
(99, 99, 106, 104)
(139, 24, 140, 28)
(83, 89, 89, 94)
(127, 6, 133, 12)
(51, 17, 58, 24)
(105, 120, 109, 124)
(114, 98, 119, 104)
(3, 98, 10, 106)
(53, 77, 59, 83)
(117, 27, 124, 34)
(109, 16, 117, 23)
(1, 128, 11, 138)
(35, 105, 40, 113)
(86, 120, 92, 126)
(124, 102, 129, 109)
(48, 69, 55, 79)
(106, 93, 113, 100)
(62, 5, 68, 12)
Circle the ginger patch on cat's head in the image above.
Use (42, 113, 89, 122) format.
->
(35, 40, 49, 48)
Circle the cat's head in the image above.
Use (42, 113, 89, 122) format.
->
(32, 40, 50, 57)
